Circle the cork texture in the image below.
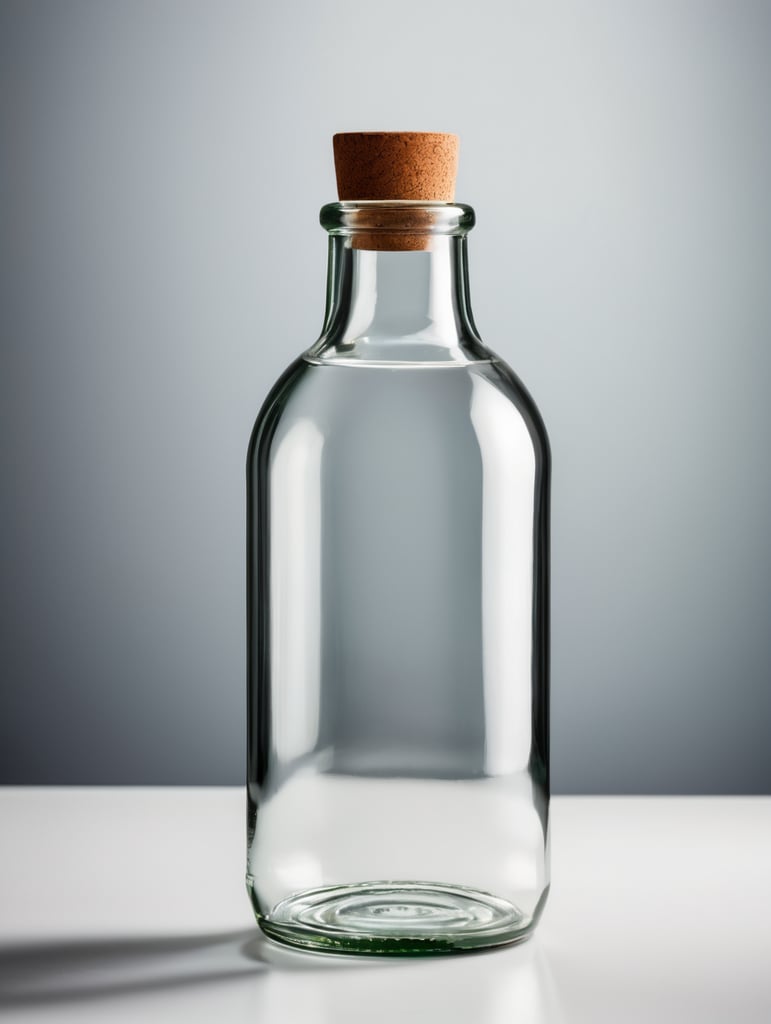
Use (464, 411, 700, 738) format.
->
(332, 132, 459, 250)
(333, 132, 458, 201)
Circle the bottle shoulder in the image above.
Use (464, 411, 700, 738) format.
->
(246, 357, 310, 467)
(473, 358, 551, 462)
(247, 354, 549, 468)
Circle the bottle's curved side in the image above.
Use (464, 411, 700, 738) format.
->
(466, 356, 551, 928)
(472, 355, 551, 926)
(246, 357, 311, 866)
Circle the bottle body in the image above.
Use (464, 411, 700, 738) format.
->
(247, 205, 549, 954)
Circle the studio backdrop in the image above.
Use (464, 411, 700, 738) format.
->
(1, 0, 769, 791)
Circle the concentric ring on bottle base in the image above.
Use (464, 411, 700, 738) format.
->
(258, 881, 527, 955)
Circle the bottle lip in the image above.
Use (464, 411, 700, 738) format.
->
(320, 201, 475, 238)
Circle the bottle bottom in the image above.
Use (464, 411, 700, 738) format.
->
(248, 878, 532, 955)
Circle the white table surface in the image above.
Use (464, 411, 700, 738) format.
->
(0, 789, 769, 1023)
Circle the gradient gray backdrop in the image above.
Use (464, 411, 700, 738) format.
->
(1, 0, 769, 791)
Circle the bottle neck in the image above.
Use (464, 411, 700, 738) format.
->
(308, 203, 483, 365)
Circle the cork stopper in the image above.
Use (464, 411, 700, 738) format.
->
(332, 132, 459, 250)
(333, 132, 458, 202)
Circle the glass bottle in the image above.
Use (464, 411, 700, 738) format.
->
(247, 133, 550, 955)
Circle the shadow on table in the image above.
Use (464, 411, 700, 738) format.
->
(0, 929, 262, 1007)
(0, 924, 414, 1009)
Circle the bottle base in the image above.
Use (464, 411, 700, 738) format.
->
(250, 880, 531, 956)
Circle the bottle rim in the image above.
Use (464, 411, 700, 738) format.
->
(320, 201, 475, 238)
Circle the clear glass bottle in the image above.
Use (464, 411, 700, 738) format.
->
(247, 135, 549, 955)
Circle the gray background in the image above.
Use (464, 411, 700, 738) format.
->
(1, 0, 769, 791)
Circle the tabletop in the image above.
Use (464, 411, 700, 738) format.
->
(1, 788, 769, 1023)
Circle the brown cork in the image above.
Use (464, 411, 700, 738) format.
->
(333, 132, 458, 201)
(332, 132, 459, 250)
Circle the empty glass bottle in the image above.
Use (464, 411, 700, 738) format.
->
(247, 133, 550, 954)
